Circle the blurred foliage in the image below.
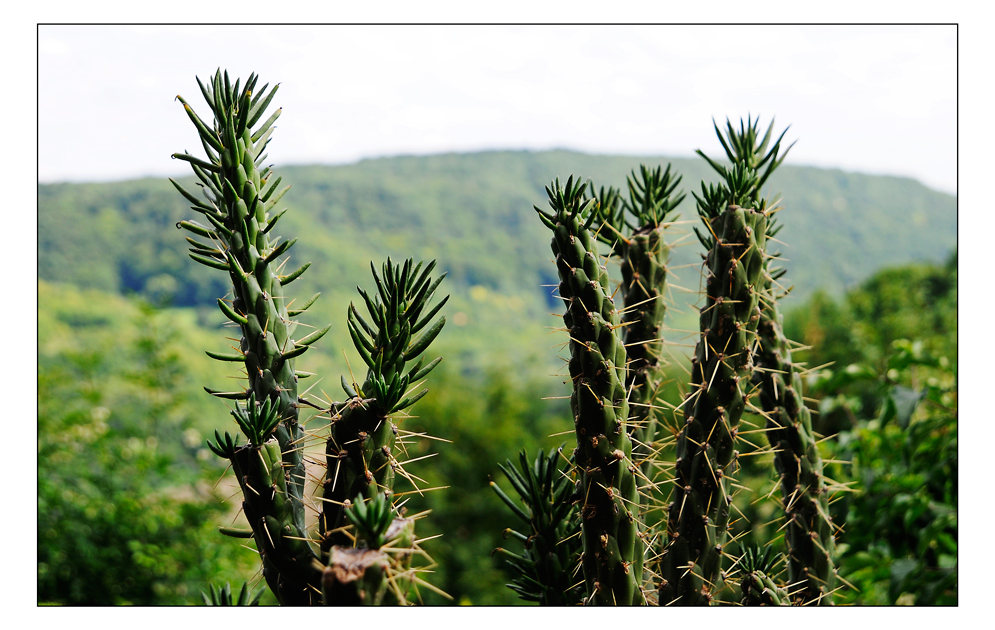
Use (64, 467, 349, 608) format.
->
(785, 251, 956, 438)
(822, 342, 957, 605)
(785, 254, 957, 605)
(37, 292, 266, 604)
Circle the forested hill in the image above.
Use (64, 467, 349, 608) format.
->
(38, 149, 955, 371)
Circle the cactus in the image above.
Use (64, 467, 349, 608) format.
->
(319, 258, 447, 551)
(590, 166, 684, 486)
(168, 71, 837, 606)
(753, 226, 838, 604)
(322, 493, 417, 605)
(708, 117, 837, 605)
(173, 69, 325, 603)
(656, 170, 769, 604)
(498, 117, 840, 607)
(535, 177, 644, 605)
(737, 545, 788, 606)
(490, 447, 585, 605)
(202, 581, 265, 606)
(173, 70, 445, 606)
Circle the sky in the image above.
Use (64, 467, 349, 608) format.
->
(38, 24, 957, 193)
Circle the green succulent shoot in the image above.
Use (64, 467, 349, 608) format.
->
(230, 391, 282, 446)
(491, 446, 584, 605)
(320, 258, 447, 552)
(344, 258, 448, 414)
(202, 581, 264, 606)
(738, 545, 789, 606)
(345, 492, 397, 551)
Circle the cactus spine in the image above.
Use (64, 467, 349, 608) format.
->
(536, 178, 644, 605)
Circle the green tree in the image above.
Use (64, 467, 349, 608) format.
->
(812, 340, 957, 605)
(785, 255, 957, 605)
(38, 303, 258, 604)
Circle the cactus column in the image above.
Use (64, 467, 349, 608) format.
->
(753, 267, 837, 604)
(658, 163, 769, 606)
(708, 117, 837, 605)
(537, 177, 643, 605)
(173, 70, 327, 604)
(592, 166, 684, 484)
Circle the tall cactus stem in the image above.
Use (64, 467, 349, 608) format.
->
(318, 258, 446, 554)
(710, 116, 836, 605)
(659, 192, 768, 605)
(174, 70, 324, 604)
(753, 276, 837, 604)
(538, 177, 644, 605)
(592, 165, 684, 485)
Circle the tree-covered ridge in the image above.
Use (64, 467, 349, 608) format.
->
(40, 149, 955, 310)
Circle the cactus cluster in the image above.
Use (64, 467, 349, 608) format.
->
(170, 70, 839, 607)
(173, 70, 445, 606)
(495, 117, 839, 607)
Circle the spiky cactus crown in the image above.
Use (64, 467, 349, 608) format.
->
(202, 581, 265, 606)
(344, 258, 448, 414)
(737, 545, 789, 606)
(491, 447, 585, 605)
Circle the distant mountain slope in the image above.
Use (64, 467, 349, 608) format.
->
(38, 149, 955, 372)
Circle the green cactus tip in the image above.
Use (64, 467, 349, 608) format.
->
(202, 581, 264, 606)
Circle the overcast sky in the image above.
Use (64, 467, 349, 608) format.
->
(38, 24, 956, 193)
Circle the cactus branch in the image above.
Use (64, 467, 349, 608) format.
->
(659, 133, 770, 605)
(539, 177, 645, 605)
